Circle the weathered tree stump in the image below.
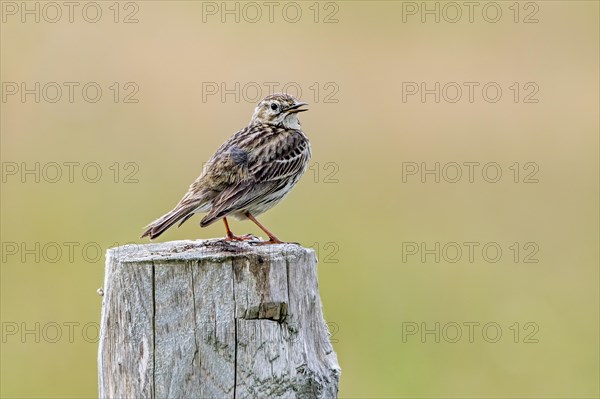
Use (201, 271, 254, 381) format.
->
(98, 239, 340, 398)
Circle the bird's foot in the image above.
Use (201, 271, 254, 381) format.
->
(225, 233, 257, 242)
(250, 236, 286, 245)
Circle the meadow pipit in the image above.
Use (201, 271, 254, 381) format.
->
(141, 93, 311, 244)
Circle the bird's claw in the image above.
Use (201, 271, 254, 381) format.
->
(225, 233, 257, 242)
(249, 237, 286, 245)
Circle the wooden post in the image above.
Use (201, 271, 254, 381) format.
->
(98, 239, 340, 398)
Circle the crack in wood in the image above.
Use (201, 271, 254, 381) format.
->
(232, 259, 238, 399)
(190, 262, 199, 369)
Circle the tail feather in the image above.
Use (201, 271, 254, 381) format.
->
(140, 204, 198, 239)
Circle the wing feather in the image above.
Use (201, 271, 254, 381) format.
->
(200, 126, 310, 226)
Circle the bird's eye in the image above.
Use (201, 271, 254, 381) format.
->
(270, 103, 278, 111)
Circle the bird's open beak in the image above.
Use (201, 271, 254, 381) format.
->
(287, 102, 308, 113)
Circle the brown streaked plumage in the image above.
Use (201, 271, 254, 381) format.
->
(140, 93, 311, 244)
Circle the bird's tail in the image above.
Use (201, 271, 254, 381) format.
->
(140, 203, 198, 239)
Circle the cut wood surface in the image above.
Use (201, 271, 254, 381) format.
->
(98, 239, 340, 398)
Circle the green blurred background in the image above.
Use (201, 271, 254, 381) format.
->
(1, 1, 598, 397)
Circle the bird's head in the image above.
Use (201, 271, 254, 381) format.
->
(250, 93, 308, 129)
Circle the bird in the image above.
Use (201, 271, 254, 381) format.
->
(141, 93, 311, 244)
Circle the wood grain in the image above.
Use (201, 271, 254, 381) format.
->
(98, 239, 340, 398)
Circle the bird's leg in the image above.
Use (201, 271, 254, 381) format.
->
(244, 212, 284, 244)
(223, 217, 236, 240)
(222, 217, 254, 241)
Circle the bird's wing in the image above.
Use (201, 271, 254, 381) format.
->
(139, 127, 255, 238)
(200, 127, 310, 226)
(176, 127, 254, 208)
